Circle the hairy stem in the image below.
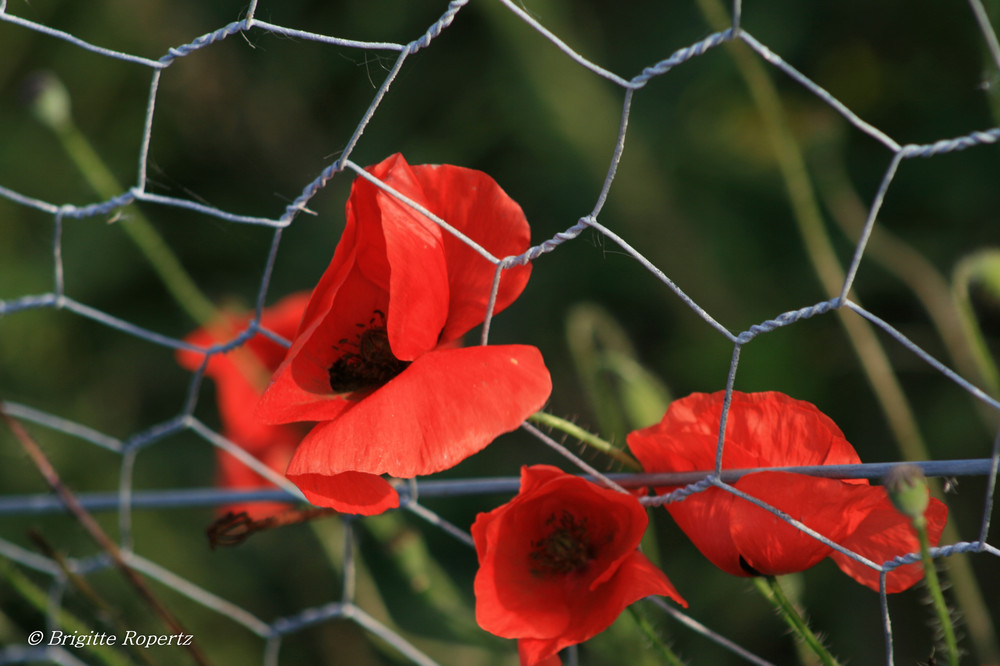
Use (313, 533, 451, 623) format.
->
(914, 517, 960, 665)
(528, 411, 642, 471)
(628, 605, 686, 666)
(754, 576, 840, 666)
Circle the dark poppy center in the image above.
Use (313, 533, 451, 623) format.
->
(529, 510, 594, 576)
(328, 310, 411, 393)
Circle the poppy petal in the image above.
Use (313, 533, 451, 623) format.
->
(515, 644, 563, 666)
(628, 391, 863, 476)
(472, 507, 572, 641)
(724, 392, 861, 468)
(256, 353, 354, 425)
(660, 487, 746, 577)
(289, 470, 399, 515)
(728, 473, 867, 576)
(295, 220, 373, 337)
(215, 438, 300, 519)
(410, 162, 533, 344)
(357, 154, 451, 359)
(286, 345, 551, 479)
(831, 492, 948, 593)
(176, 293, 309, 519)
(626, 392, 723, 473)
(257, 259, 388, 425)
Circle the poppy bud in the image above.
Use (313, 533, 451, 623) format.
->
(22, 71, 71, 131)
(885, 464, 930, 525)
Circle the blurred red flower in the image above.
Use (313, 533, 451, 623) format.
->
(177, 293, 309, 519)
(627, 391, 948, 593)
(257, 154, 552, 515)
(472, 465, 686, 666)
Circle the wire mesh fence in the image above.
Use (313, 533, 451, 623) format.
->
(1, 0, 999, 664)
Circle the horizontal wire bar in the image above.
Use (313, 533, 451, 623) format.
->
(0, 458, 990, 515)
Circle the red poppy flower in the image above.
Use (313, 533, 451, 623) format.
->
(257, 154, 552, 515)
(472, 465, 686, 666)
(177, 293, 309, 519)
(627, 391, 948, 593)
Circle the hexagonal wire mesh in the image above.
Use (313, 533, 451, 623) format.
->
(1, 0, 999, 664)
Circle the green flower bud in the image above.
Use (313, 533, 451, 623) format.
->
(885, 464, 930, 524)
(21, 71, 72, 131)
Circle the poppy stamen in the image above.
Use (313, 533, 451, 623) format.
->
(530, 510, 595, 575)
(329, 309, 410, 393)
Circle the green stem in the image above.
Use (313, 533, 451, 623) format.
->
(627, 605, 685, 666)
(753, 576, 840, 666)
(952, 252, 1000, 397)
(528, 411, 642, 471)
(32, 74, 217, 327)
(914, 517, 960, 665)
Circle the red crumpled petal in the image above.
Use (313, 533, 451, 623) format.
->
(176, 293, 309, 519)
(473, 465, 685, 666)
(831, 490, 949, 593)
(515, 647, 562, 666)
(257, 268, 391, 425)
(356, 155, 451, 360)
(258, 155, 537, 425)
(513, 550, 686, 665)
(257, 271, 384, 425)
(628, 391, 949, 592)
(215, 435, 300, 519)
(286, 345, 551, 480)
(177, 294, 309, 405)
(289, 471, 399, 515)
(657, 486, 744, 577)
(727, 472, 869, 576)
(409, 161, 532, 345)
(472, 496, 571, 641)
(628, 391, 862, 475)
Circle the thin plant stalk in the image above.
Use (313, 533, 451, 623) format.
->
(753, 576, 840, 666)
(28, 73, 217, 327)
(627, 605, 686, 666)
(915, 520, 960, 665)
(528, 411, 642, 471)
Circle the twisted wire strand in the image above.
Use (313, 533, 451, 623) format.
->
(898, 126, 1000, 158)
(158, 19, 249, 66)
(407, 0, 470, 55)
(734, 298, 840, 344)
(630, 29, 734, 87)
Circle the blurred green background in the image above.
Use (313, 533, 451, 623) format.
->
(1, 0, 999, 664)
